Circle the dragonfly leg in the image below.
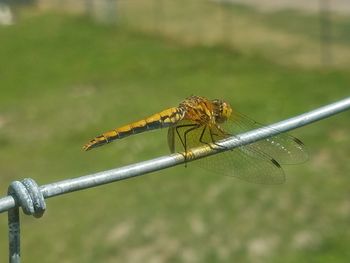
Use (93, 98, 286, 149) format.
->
(209, 128, 228, 150)
(175, 123, 200, 165)
(195, 125, 226, 151)
(198, 125, 215, 150)
(183, 125, 202, 166)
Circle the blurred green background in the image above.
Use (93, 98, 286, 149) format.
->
(0, 1, 349, 262)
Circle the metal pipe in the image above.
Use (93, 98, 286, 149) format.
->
(0, 96, 350, 214)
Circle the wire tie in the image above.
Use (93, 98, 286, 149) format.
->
(7, 178, 46, 218)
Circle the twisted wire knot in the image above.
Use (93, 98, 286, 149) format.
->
(7, 178, 46, 218)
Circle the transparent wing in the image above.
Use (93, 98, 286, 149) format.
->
(222, 111, 308, 165)
(167, 119, 285, 185)
(198, 147, 285, 184)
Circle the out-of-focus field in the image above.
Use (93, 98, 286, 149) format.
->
(223, 0, 350, 14)
(117, 0, 350, 69)
(0, 8, 349, 263)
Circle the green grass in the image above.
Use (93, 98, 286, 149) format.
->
(118, 0, 350, 68)
(222, 3, 350, 46)
(0, 13, 349, 263)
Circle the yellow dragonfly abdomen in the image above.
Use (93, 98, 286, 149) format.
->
(83, 95, 308, 184)
(83, 107, 184, 151)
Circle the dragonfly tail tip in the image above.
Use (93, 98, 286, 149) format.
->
(82, 144, 91, 151)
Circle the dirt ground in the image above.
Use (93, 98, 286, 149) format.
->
(221, 0, 350, 14)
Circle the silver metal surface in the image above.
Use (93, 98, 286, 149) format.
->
(1, 96, 350, 214)
(7, 179, 46, 263)
(0, 96, 349, 263)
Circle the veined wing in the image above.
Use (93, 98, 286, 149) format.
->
(222, 111, 308, 165)
(167, 120, 285, 184)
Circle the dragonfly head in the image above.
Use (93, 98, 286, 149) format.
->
(212, 99, 232, 123)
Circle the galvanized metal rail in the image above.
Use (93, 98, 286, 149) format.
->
(1, 96, 350, 263)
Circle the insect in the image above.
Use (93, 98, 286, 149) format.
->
(83, 96, 307, 184)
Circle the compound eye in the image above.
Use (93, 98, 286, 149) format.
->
(221, 102, 232, 119)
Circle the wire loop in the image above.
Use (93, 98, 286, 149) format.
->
(7, 179, 46, 218)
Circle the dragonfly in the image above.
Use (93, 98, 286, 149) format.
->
(83, 96, 308, 184)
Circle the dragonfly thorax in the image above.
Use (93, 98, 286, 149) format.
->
(178, 96, 232, 125)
